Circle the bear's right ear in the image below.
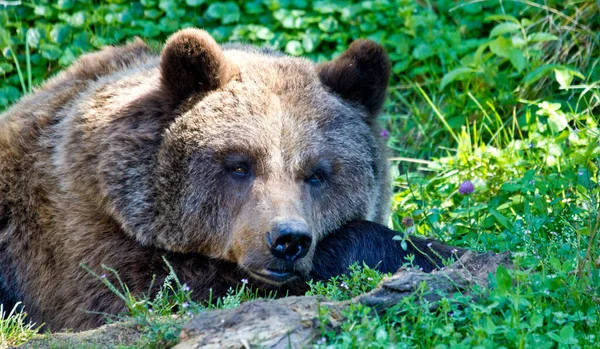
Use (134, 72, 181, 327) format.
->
(317, 40, 391, 119)
(160, 29, 237, 102)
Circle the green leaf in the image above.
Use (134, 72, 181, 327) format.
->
(490, 36, 526, 72)
(0, 63, 13, 74)
(56, 0, 74, 10)
(205, 2, 241, 24)
(185, 0, 205, 6)
(559, 326, 577, 344)
(285, 40, 303, 56)
(375, 327, 388, 341)
(39, 44, 62, 60)
(313, 1, 338, 13)
(222, 2, 241, 24)
(412, 43, 435, 60)
(489, 36, 512, 58)
(489, 208, 512, 231)
(392, 60, 409, 73)
(485, 14, 520, 24)
(69, 12, 87, 27)
(508, 49, 526, 72)
(256, 27, 274, 41)
(440, 67, 476, 90)
(50, 24, 71, 44)
(206, 3, 227, 19)
(302, 33, 317, 52)
(553, 67, 584, 89)
(144, 9, 162, 20)
(554, 68, 573, 89)
(547, 111, 569, 133)
(34, 5, 54, 18)
(500, 182, 521, 192)
(523, 64, 558, 87)
(400, 239, 407, 251)
(527, 32, 559, 42)
(0, 86, 20, 106)
(318, 17, 338, 32)
(530, 314, 544, 328)
(495, 265, 512, 292)
(26, 28, 42, 49)
(59, 47, 77, 66)
(489, 22, 521, 37)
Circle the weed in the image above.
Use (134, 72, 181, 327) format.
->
(307, 262, 387, 302)
(0, 302, 37, 349)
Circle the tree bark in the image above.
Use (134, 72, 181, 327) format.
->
(18, 251, 511, 349)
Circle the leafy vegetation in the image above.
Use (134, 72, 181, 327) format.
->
(307, 262, 388, 301)
(1, 0, 599, 348)
(82, 258, 277, 348)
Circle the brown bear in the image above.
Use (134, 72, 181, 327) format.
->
(0, 29, 460, 331)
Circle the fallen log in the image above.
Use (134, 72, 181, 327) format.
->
(18, 251, 511, 349)
(175, 251, 511, 349)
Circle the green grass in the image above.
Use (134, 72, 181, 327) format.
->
(1, 0, 599, 348)
(82, 258, 277, 348)
(0, 303, 38, 349)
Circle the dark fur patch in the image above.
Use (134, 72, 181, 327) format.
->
(311, 221, 465, 280)
(317, 40, 391, 118)
(0, 243, 20, 313)
(160, 28, 238, 102)
(0, 205, 8, 230)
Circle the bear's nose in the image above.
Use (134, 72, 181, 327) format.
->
(267, 221, 312, 262)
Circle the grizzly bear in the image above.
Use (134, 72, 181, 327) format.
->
(0, 29, 460, 331)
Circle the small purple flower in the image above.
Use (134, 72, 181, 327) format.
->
(458, 180, 474, 195)
(186, 311, 194, 318)
(182, 302, 189, 309)
(100, 274, 107, 279)
(182, 284, 190, 292)
(380, 129, 389, 138)
(427, 242, 432, 248)
(340, 282, 349, 290)
(241, 278, 248, 285)
(528, 142, 534, 149)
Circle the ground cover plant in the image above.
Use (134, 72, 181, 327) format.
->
(0, 0, 599, 348)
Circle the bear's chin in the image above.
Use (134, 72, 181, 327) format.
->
(245, 268, 303, 285)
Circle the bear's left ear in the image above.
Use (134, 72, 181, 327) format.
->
(317, 40, 391, 118)
(160, 29, 238, 102)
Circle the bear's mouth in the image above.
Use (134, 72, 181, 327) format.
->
(247, 268, 299, 284)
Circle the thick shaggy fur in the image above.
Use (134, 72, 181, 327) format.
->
(0, 29, 457, 331)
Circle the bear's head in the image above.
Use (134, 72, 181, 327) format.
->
(60, 29, 391, 285)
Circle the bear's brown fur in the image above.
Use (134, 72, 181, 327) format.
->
(0, 29, 393, 330)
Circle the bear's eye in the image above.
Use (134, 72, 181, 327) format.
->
(233, 166, 248, 175)
(229, 163, 251, 179)
(306, 169, 327, 187)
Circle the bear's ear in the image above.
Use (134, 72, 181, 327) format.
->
(317, 40, 391, 118)
(160, 29, 237, 101)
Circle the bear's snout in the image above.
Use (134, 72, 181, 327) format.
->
(267, 220, 312, 263)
